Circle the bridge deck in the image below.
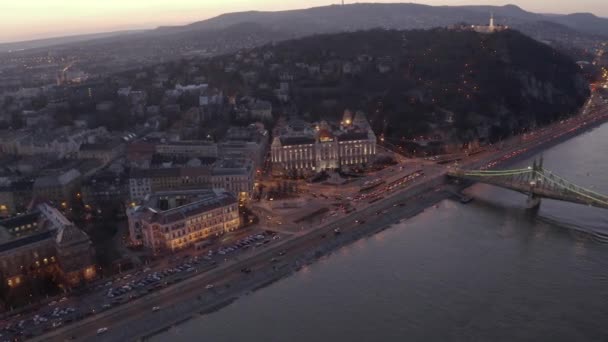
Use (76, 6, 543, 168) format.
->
(448, 171, 608, 210)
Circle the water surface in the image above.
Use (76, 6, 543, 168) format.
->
(155, 123, 608, 342)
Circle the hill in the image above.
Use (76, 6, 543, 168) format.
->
(159, 3, 606, 45)
(4, 3, 603, 71)
(238, 29, 589, 144)
(549, 13, 608, 36)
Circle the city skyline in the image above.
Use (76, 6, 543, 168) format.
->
(1, 0, 608, 44)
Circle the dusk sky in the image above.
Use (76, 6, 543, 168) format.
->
(1, 0, 607, 44)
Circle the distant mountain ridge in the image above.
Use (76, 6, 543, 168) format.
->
(2, 3, 605, 68)
(156, 3, 608, 38)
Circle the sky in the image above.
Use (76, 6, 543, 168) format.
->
(1, 0, 607, 44)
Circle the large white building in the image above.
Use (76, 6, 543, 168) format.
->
(126, 189, 240, 252)
(271, 111, 377, 176)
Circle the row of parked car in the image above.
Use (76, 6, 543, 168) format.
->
(2, 230, 281, 341)
(216, 232, 279, 256)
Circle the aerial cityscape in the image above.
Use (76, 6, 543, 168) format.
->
(1, 1, 608, 341)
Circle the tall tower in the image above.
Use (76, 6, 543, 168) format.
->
(489, 12, 495, 30)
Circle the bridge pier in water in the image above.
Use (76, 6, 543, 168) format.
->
(526, 157, 543, 210)
(526, 194, 541, 209)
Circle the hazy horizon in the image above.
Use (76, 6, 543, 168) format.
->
(2, 0, 608, 44)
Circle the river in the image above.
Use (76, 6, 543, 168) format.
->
(154, 123, 608, 342)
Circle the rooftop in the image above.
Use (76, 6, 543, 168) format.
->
(338, 132, 369, 141)
(280, 136, 316, 146)
(131, 166, 212, 179)
(157, 140, 215, 147)
(0, 212, 42, 243)
(79, 141, 122, 152)
(140, 190, 236, 226)
(33, 169, 81, 188)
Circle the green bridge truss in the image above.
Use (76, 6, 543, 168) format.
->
(448, 158, 608, 209)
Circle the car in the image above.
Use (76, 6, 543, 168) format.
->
(277, 251, 286, 256)
(59, 297, 68, 302)
(97, 327, 108, 334)
(152, 306, 161, 312)
(186, 267, 195, 272)
(241, 267, 252, 274)
(205, 284, 214, 289)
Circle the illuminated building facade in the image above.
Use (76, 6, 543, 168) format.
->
(0, 203, 96, 289)
(128, 189, 240, 252)
(271, 111, 377, 176)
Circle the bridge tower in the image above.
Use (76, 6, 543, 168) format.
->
(526, 156, 543, 209)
